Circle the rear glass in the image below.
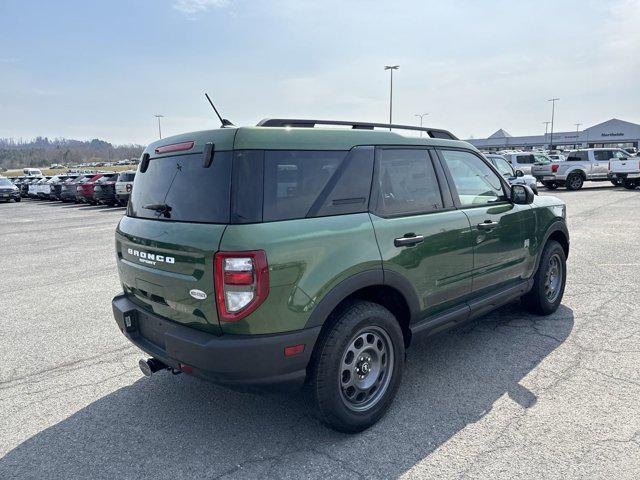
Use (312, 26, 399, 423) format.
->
(128, 152, 232, 223)
(118, 172, 135, 182)
(263, 151, 345, 221)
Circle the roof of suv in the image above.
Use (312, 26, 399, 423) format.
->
(144, 124, 472, 157)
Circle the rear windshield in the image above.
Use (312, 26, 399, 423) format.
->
(118, 172, 135, 182)
(128, 152, 232, 223)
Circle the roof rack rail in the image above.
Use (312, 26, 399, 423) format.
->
(256, 118, 458, 140)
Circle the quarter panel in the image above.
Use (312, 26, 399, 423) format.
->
(219, 213, 382, 334)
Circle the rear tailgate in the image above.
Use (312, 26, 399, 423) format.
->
(116, 132, 235, 335)
(610, 158, 640, 174)
(531, 163, 555, 179)
(116, 217, 225, 334)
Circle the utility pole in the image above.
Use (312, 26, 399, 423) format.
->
(414, 113, 429, 137)
(153, 114, 164, 139)
(575, 123, 582, 148)
(384, 65, 399, 130)
(547, 98, 559, 150)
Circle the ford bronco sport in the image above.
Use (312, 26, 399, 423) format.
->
(112, 119, 569, 433)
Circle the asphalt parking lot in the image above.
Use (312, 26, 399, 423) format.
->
(1, 186, 639, 480)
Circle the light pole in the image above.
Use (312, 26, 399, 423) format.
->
(575, 123, 582, 149)
(548, 98, 559, 150)
(543, 121, 551, 135)
(153, 114, 164, 139)
(414, 113, 429, 137)
(384, 65, 399, 130)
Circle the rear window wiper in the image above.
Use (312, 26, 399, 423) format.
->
(142, 203, 172, 218)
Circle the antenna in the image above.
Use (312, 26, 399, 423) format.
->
(204, 93, 234, 127)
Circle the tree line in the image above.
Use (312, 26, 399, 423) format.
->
(0, 137, 144, 170)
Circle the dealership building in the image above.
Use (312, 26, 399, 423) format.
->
(466, 118, 640, 152)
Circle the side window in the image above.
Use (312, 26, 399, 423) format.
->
(516, 154, 534, 164)
(373, 148, 443, 216)
(594, 150, 611, 161)
(309, 146, 374, 218)
(263, 150, 345, 221)
(612, 150, 627, 159)
(440, 149, 507, 207)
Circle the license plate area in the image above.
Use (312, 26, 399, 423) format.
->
(543, 176, 555, 180)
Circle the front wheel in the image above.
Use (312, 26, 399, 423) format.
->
(566, 173, 584, 190)
(309, 301, 405, 433)
(522, 240, 566, 315)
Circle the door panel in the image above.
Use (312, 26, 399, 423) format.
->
(371, 211, 474, 317)
(437, 148, 535, 295)
(461, 204, 534, 293)
(370, 147, 474, 318)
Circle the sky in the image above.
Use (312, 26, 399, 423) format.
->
(1, 0, 639, 145)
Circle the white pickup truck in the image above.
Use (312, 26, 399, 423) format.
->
(532, 148, 630, 190)
(609, 154, 640, 189)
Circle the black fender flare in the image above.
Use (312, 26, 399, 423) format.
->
(304, 269, 421, 329)
(533, 220, 570, 274)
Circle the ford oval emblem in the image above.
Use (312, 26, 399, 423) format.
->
(189, 289, 207, 300)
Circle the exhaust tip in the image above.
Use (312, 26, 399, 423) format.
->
(139, 358, 153, 377)
(139, 358, 167, 377)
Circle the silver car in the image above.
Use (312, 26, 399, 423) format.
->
(485, 154, 538, 194)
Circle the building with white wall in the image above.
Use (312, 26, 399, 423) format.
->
(467, 118, 640, 151)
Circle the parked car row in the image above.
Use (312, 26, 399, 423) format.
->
(7, 171, 136, 205)
(531, 148, 639, 190)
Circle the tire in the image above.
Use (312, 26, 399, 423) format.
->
(542, 181, 558, 190)
(15, 197, 21, 202)
(623, 180, 638, 190)
(565, 173, 584, 190)
(611, 179, 623, 186)
(308, 300, 405, 433)
(522, 240, 566, 315)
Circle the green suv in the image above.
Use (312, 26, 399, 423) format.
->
(112, 119, 569, 432)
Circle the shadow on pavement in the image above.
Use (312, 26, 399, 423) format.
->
(0, 303, 573, 479)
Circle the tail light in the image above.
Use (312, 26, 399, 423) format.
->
(551, 164, 559, 173)
(214, 250, 269, 322)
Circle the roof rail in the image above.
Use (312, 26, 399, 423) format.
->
(256, 118, 458, 140)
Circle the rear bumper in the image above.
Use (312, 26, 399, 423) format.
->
(609, 172, 640, 180)
(112, 294, 321, 390)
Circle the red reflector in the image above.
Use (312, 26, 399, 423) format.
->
(180, 363, 193, 373)
(551, 164, 559, 172)
(223, 271, 254, 285)
(154, 141, 194, 154)
(284, 344, 305, 357)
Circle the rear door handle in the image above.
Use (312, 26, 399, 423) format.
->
(477, 220, 499, 231)
(394, 234, 424, 247)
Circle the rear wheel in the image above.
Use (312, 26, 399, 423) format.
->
(611, 179, 623, 186)
(522, 240, 566, 315)
(566, 173, 584, 190)
(623, 180, 638, 190)
(309, 301, 404, 433)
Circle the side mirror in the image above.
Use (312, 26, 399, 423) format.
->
(515, 170, 524, 177)
(511, 184, 534, 205)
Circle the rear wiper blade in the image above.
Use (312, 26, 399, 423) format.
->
(142, 203, 172, 218)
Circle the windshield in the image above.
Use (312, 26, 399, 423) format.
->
(0, 178, 13, 187)
(128, 152, 232, 223)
